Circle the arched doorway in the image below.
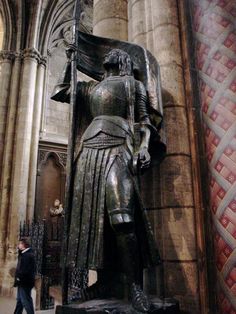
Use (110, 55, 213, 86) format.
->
(35, 151, 66, 221)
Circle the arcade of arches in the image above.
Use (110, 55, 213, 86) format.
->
(0, 1, 235, 314)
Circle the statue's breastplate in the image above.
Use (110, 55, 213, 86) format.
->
(89, 76, 128, 118)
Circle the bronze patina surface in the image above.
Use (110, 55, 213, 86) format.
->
(52, 29, 167, 312)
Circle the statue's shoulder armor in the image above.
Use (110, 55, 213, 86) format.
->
(78, 80, 98, 97)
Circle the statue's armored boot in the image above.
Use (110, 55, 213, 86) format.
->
(130, 282, 150, 313)
(117, 232, 151, 313)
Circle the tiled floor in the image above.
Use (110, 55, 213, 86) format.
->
(0, 296, 55, 314)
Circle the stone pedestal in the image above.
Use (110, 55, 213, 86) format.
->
(56, 298, 179, 314)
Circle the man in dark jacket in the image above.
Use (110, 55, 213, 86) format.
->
(14, 238, 35, 314)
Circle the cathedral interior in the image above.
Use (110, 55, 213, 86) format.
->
(0, 0, 236, 313)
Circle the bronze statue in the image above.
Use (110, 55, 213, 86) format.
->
(52, 32, 165, 313)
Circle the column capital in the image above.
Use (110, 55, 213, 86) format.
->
(0, 49, 47, 65)
(39, 56, 47, 67)
(0, 50, 16, 61)
(23, 48, 41, 62)
(23, 48, 47, 66)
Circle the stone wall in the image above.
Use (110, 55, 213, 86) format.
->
(43, 47, 70, 144)
(128, 0, 213, 313)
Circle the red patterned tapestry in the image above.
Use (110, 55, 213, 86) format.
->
(192, 0, 236, 313)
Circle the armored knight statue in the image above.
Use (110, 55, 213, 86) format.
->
(52, 32, 165, 313)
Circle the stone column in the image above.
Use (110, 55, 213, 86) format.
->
(191, 1, 236, 313)
(7, 48, 39, 255)
(128, 1, 207, 313)
(0, 16, 4, 49)
(27, 58, 46, 221)
(93, 0, 128, 40)
(0, 49, 40, 294)
(0, 52, 14, 183)
(128, 0, 150, 49)
(0, 53, 22, 264)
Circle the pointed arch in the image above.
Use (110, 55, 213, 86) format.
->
(35, 151, 66, 220)
(0, 12, 3, 50)
(38, 0, 74, 55)
(38, 150, 66, 174)
(0, 0, 16, 50)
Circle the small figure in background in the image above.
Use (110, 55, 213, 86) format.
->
(49, 199, 64, 217)
(13, 238, 35, 314)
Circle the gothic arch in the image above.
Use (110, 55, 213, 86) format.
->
(38, 0, 74, 56)
(0, 0, 16, 50)
(38, 0, 93, 55)
(35, 151, 66, 220)
(0, 11, 4, 49)
(38, 150, 66, 175)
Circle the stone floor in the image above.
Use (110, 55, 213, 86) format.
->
(0, 296, 55, 314)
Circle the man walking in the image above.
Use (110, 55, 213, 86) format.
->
(14, 238, 35, 314)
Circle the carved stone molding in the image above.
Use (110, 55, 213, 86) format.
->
(0, 49, 47, 66)
(15, 52, 24, 60)
(23, 48, 41, 62)
(57, 152, 67, 167)
(39, 150, 48, 164)
(0, 50, 16, 61)
(39, 56, 47, 67)
(47, 48, 52, 57)
(21, 48, 47, 66)
(38, 149, 67, 174)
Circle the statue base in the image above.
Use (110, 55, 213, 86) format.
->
(56, 297, 180, 314)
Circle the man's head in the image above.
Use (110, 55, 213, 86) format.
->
(103, 49, 133, 76)
(18, 238, 30, 251)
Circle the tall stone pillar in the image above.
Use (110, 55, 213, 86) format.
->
(93, 0, 128, 40)
(128, 1, 207, 313)
(0, 52, 14, 182)
(128, 0, 151, 49)
(7, 48, 39, 255)
(191, 1, 236, 313)
(27, 58, 46, 221)
(0, 53, 22, 264)
(0, 49, 42, 294)
(0, 16, 3, 49)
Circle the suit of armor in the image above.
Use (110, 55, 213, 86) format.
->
(52, 49, 160, 312)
